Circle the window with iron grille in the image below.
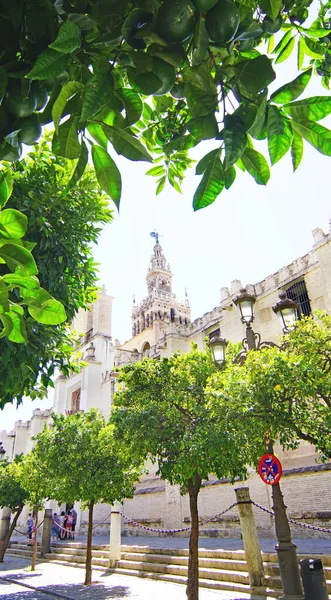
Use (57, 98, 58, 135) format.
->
(286, 280, 311, 317)
(209, 328, 220, 341)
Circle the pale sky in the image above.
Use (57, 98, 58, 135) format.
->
(1, 16, 330, 432)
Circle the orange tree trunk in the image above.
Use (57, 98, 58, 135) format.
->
(31, 508, 38, 571)
(84, 500, 94, 585)
(186, 474, 201, 600)
(0, 505, 23, 562)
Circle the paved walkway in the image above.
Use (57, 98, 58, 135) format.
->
(0, 555, 275, 600)
(10, 532, 331, 555)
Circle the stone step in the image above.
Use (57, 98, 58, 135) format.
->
(112, 566, 281, 598)
(121, 551, 250, 571)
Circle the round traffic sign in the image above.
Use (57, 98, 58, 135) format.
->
(258, 453, 282, 485)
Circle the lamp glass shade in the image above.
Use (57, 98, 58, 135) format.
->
(238, 298, 254, 324)
(278, 306, 297, 331)
(209, 337, 228, 367)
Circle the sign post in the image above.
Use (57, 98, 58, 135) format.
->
(258, 453, 282, 486)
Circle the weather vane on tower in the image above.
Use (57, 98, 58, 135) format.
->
(150, 230, 162, 244)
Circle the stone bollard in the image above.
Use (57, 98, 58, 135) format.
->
(109, 501, 122, 567)
(41, 509, 52, 558)
(0, 508, 11, 559)
(235, 487, 265, 591)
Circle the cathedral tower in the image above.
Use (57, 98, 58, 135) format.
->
(130, 233, 191, 349)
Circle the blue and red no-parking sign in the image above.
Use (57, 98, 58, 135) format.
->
(258, 454, 282, 485)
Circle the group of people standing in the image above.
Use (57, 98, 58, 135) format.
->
(51, 508, 77, 541)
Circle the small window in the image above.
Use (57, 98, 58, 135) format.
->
(170, 308, 175, 322)
(286, 280, 311, 317)
(71, 389, 81, 413)
(209, 328, 220, 341)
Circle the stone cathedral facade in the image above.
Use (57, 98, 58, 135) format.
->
(1, 223, 331, 537)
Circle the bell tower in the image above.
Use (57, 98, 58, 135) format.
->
(131, 233, 191, 342)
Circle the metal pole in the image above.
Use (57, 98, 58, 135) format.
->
(235, 487, 265, 591)
(246, 323, 304, 600)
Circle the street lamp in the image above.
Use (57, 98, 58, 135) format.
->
(273, 291, 299, 333)
(0, 442, 6, 458)
(209, 334, 228, 368)
(212, 289, 304, 600)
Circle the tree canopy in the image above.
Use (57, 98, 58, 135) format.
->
(112, 346, 265, 600)
(209, 313, 331, 461)
(0, 1, 330, 212)
(33, 409, 143, 584)
(0, 140, 112, 408)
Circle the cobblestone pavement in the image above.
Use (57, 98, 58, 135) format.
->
(0, 556, 275, 600)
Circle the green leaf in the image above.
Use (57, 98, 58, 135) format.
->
(103, 125, 153, 162)
(0, 209, 27, 239)
(127, 68, 162, 95)
(224, 115, 247, 169)
(187, 114, 218, 140)
(118, 88, 143, 126)
(49, 20, 82, 53)
(298, 27, 331, 39)
(260, 0, 282, 20)
(284, 96, 331, 122)
(297, 38, 304, 70)
(7, 309, 27, 343)
(192, 17, 209, 66)
(91, 145, 122, 209)
(195, 149, 219, 175)
(52, 81, 84, 131)
(273, 30, 292, 54)
(146, 166, 165, 176)
(241, 148, 270, 185)
(28, 298, 67, 325)
(291, 131, 303, 172)
(185, 83, 217, 118)
(0, 67, 8, 106)
(156, 176, 166, 195)
(52, 116, 81, 160)
(193, 152, 224, 211)
(233, 55, 276, 96)
(26, 49, 69, 80)
(63, 141, 88, 194)
(0, 313, 13, 339)
(275, 37, 295, 64)
(267, 106, 292, 165)
(87, 122, 108, 149)
(81, 69, 114, 122)
(2, 273, 40, 290)
(270, 69, 312, 104)
(224, 165, 236, 190)
(0, 244, 38, 276)
(0, 170, 13, 208)
(248, 95, 267, 139)
(291, 120, 331, 157)
(302, 36, 325, 58)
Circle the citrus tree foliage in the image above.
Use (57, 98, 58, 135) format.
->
(0, 1, 330, 211)
(32, 409, 142, 585)
(208, 313, 331, 461)
(0, 169, 66, 345)
(111, 347, 264, 600)
(0, 455, 29, 562)
(0, 140, 112, 409)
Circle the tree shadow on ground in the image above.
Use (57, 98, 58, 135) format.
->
(0, 577, 130, 599)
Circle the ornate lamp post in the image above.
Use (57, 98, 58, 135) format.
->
(210, 289, 304, 600)
(0, 442, 5, 458)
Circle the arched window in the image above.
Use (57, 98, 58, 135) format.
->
(170, 308, 175, 322)
(286, 280, 311, 317)
(142, 342, 150, 357)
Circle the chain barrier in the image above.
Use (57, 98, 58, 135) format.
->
(52, 511, 111, 536)
(251, 501, 331, 534)
(14, 519, 44, 536)
(120, 502, 239, 534)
